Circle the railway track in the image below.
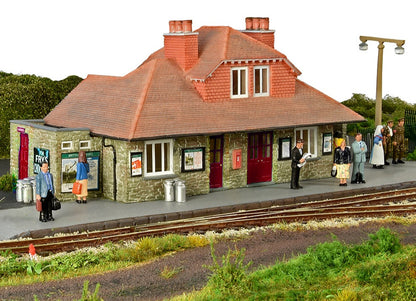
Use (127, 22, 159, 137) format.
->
(1, 188, 416, 255)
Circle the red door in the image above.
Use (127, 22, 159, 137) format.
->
(18, 133, 29, 179)
(247, 132, 272, 184)
(210, 136, 223, 188)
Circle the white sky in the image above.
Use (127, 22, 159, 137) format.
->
(1, 0, 414, 103)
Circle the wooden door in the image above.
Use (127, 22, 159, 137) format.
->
(18, 133, 29, 179)
(209, 136, 223, 188)
(247, 132, 272, 184)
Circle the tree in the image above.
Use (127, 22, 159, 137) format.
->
(0, 72, 83, 157)
(342, 93, 416, 135)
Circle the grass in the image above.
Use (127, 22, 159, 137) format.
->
(0, 233, 210, 287)
(172, 227, 416, 301)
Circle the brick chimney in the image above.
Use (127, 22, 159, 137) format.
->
(241, 17, 275, 49)
(164, 20, 199, 71)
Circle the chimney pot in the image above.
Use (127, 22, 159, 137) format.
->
(252, 18, 260, 30)
(175, 20, 183, 33)
(260, 17, 269, 30)
(183, 20, 192, 32)
(245, 17, 253, 30)
(169, 20, 176, 33)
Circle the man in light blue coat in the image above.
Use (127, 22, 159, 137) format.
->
(35, 162, 55, 222)
(351, 133, 367, 184)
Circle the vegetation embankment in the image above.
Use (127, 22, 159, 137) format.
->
(180, 227, 416, 301)
(1, 217, 416, 300)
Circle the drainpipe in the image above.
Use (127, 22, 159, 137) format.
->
(102, 137, 117, 201)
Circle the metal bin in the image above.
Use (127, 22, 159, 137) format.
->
(16, 179, 24, 202)
(175, 180, 186, 202)
(22, 180, 33, 204)
(164, 179, 175, 202)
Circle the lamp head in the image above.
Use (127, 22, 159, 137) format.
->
(395, 45, 405, 55)
(359, 42, 368, 51)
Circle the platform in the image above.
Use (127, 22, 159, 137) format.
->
(0, 160, 415, 241)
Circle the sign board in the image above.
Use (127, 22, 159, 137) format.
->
(33, 148, 50, 174)
(131, 152, 142, 176)
(61, 151, 100, 193)
(182, 148, 205, 172)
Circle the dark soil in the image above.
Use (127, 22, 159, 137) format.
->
(1, 221, 416, 301)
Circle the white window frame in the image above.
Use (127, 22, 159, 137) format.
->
(144, 139, 174, 177)
(253, 66, 269, 96)
(61, 141, 73, 150)
(230, 67, 248, 98)
(294, 127, 318, 157)
(79, 140, 91, 150)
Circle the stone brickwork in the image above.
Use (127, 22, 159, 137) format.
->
(10, 120, 339, 203)
(222, 133, 247, 189)
(101, 136, 210, 203)
(10, 120, 103, 201)
(273, 126, 335, 184)
(273, 128, 293, 183)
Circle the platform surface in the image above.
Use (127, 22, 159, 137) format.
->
(1, 159, 415, 241)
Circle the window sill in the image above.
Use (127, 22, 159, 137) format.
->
(143, 174, 177, 181)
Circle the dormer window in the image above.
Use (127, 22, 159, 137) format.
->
(231, 67, 248, 98)
(254, 66, 269, 96)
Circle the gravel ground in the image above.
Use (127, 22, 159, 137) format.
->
(1, 221, 415, 300)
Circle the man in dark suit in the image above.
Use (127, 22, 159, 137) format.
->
(291, 139, 305, 189)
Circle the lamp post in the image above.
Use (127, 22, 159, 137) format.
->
(359, 36, 405, 126)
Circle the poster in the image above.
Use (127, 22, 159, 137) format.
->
(131, 152, 142, 176)
(33, 147, 50, 174)
(182, 148, 205, 172)
(61, 151, 100, 192)
(278, 138, 291, 160)
(323, 133, 332, 155)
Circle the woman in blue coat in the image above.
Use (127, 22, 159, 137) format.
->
(75, 151, 90, 204)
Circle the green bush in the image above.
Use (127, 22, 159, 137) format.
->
(204, 244, 253, 299)
(407, 148, 416, 160)
(0, 173, 17, 191)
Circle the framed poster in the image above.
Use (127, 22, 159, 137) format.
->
(323, 133, 333, 155)
(61, 151, 100, 193)
(278, 138, 291, 160)
(182, 147, 205, 172)
(33, 147, 50, 174)
(131, 152, 142, 176)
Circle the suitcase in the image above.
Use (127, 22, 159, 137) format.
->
(72, 182, 82, 194)
(36, 199, 42, 212)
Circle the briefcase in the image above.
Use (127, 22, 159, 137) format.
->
(72, 182, 82, 194)
(52, 196, 61, 211)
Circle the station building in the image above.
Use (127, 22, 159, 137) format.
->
(10, 17, 365, 202)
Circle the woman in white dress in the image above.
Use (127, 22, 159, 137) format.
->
(370, 125, 385, 169)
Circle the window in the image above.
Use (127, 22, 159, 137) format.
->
(231, 67, 248, 98)
(254, 66, 269, 96)
(294, 127, 318, 157)
(61, 141, 72, 150)
(144, 139, 173, 176)
(79, 140, 91, 149)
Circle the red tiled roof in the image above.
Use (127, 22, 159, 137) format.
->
(44, 26, 364, 140)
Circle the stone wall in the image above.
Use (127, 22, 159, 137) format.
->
(223, 133, 248, 189)
(10, 120, 338, 203)
(102, 136, 210, 203)
(10, 120, 103, 201)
